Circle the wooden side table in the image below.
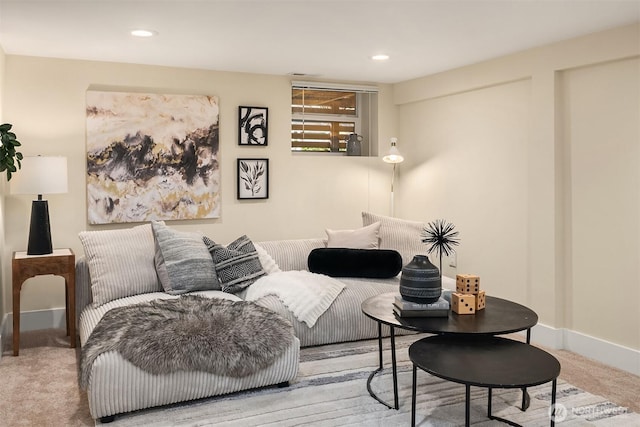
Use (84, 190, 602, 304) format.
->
(12, 248, 76, 356)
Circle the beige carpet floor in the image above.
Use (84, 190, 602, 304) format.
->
(0, 328, 638, 426)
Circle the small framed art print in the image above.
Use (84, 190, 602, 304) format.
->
(238, 106, 268, 146)
(237, 158, 269, 199)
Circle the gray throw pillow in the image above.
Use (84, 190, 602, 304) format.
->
(203, 235, 266, 294)
(152, 221, 219, 294)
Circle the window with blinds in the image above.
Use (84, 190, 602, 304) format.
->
(291, 82, 378, 155)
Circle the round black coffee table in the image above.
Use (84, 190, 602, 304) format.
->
(362, 291, 538, 336)
(409, 335, 561, 427)
(361, 292, 538, 409)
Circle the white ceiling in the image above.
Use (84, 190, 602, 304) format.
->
(1, 0, 639, 84)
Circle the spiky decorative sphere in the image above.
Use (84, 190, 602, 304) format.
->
(421, 219, 459, 257)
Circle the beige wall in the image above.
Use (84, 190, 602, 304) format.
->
(397, 79, 530, 302)
(394, 24, 639, 351)
(560, 57, 639, 348)
(0, 45, 6, 322)
(1, 23, 638, 361)
(0, 57, 395, 314)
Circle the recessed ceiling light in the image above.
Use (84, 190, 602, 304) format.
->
(371, 54, 389, 61)
(131, 29, 157, 38)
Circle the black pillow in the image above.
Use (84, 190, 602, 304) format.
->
(308, 248, 403, 279)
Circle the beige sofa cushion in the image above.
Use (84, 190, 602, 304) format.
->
(79, 224, 161, 307)
(362, 211, 427, 266)
(325, 221, 380, 249)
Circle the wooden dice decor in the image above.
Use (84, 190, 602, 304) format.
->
(451, 292, 476, 314)
(475, 290, 486, 311)
(456, 274, 480, 294)
(453, 274, 486, 314)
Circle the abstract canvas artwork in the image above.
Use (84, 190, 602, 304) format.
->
(86, 91, 220, 224)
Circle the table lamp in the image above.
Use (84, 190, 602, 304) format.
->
(10, 156, 68, 255)
(382, 137, 404, 217)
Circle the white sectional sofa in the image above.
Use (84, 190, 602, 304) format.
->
(75, 284, 299, 422)
(254, 238, 406, 347)
(75, 212, 435, 422)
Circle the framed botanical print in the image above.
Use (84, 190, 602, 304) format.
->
(238, 106, 268, 146)
(237, 158, 269, 199)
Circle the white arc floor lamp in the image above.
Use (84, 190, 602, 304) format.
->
(10, 156, 68, 255)
(382, 137, 404, 217)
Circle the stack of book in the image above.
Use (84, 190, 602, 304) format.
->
(393, 294, 450, 317)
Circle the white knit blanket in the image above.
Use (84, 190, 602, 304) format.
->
(244, 271, 345, 328)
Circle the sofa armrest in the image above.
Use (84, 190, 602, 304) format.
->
(256, 238, 326, 271)
(75, 257, 93, 327)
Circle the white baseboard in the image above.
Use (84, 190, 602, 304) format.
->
(0, 314, 9, 356)
(529, 323, 566, 349)
(564, 329, 640, 376)
(529, 323, 640, 376)
(1, 308, 638, 376)
(0, 308, 68, 356)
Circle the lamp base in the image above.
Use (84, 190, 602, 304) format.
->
(27, 200, 53, 255)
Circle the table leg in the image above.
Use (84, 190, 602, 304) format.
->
(12, 281, 21, 356)
(550, 379, 557, 427)
(521, 327, 532, 410)
(520, 387, 531, 411)
(391, 326, 398, 410)
(411, 365, 417, 427)
(66, 272, 76, 348)
(366, 321, 397, 409)
(65, 283, 70, 336)
(465, 384, 471, 427)
(377, 322, 383, 369)
(488, 390, 524, 427)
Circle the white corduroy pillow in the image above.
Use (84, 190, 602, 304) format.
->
(362, 212, 426, 266)
(254, 243, 282, 274)
(325, 221, 381, 249)
(79, 223, 161, 307)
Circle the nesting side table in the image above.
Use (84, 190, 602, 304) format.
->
(361, 292, 538, 410)
(12, 249, 76, 356)
(409, 335, 561, 426)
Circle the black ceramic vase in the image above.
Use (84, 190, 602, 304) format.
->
(399, 255, 441, 303)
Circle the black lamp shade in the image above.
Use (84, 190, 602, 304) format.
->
(27, 199, 53, 255)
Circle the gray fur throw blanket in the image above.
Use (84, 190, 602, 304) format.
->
(79, 295, 294, 389)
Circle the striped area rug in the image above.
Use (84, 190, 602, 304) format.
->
(101, 335, 639, 426)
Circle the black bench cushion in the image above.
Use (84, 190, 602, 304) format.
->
(308, 248, 402, 279)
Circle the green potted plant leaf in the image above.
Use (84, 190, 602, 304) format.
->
(0, 123, 23, 181)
